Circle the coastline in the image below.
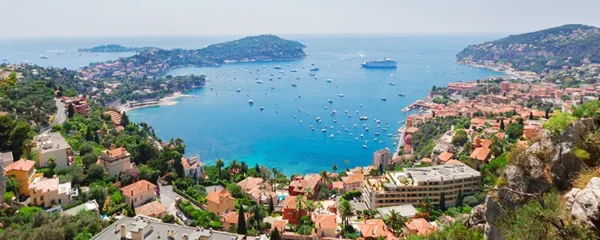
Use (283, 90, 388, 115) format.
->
(119, 92, 196, 112)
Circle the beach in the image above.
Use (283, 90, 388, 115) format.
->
(119, 92, 195, 112)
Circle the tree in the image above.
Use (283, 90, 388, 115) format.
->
(269, 228, 281, 240)
(89, 184, 107, 211)
(439, 192, 446, 212)
(455, 189, 464, 207)
(216, 159, 224, 178)
(332, 164, 338, 173)
(451, 130, 468, 146)
(344, 159, 349, 171)
(463, 196, 480, 207)
(161, 214, 175, 223)
(6, 176, 22, 197)
(67, 104, 75, 118)
(79, 143, 94, 156)
(499, 119, 505, 131)
(338, 198, 355, 232)
(172, 156, 184, 178)
(82, 153, 98, 169)
(8, 120, 32, 159)
(237, 205, 247, 235)
(529, 112, 534, 120)
(505, 124, 524, 139)
(268, 196, 275, 215)
(120, 112, 130, 126)
(87, 165, 105, 182)
(385, 209, 406, 236)
(319, 170, 328, 184)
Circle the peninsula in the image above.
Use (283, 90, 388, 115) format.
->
(78, 44, 156, 53)
(456, 24, 600, 73)
(78, 34, 306, 80)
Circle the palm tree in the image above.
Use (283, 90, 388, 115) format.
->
(305, 199, 316, 215)
(332, 164, 338, 173)
(344, 159, 349, 171)
(216, 159, 224, 178)
(271, 167, 279, 190)
(240, 162, 249, 174)
(295, 195, 305, 220)
(319, 170, 328, 184)
(385, 209, 407, 236)
(338, 198, 355, 232)
(230, 160, 240, 172)
(303, 187, 314, 199)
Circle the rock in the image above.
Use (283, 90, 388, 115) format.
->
(566, 177, 600, 229)
(484, 195, 504, 240)
(551, 144, 583, 191)
(468, 204, 486, 226)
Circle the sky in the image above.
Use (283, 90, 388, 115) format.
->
(1, 0, 600, 38)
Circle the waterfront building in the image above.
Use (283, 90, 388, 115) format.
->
(181, 155, 204, 179)
(282, 195, 307, 225)
(121, 180, 157, 208)
(362, 163, 481, 209)
(4, 159, 36, 196)
(288, 174, 321, 199)
(97, 147, 132, 177)
(373, 148, 392, 170)
(34, 132, 72, 170)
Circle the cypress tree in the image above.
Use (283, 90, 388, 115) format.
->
(67, 103, 75, 118)
(439, 192, 446, 211)
(120, 112, 130, 126)
(455, 189, 464, 207)
(237, 205, 247, 235)
(529, 112, 534, 120)
(500, 119, 505, 131)
(268, 196, 275, 215)
(270, 228, 281, 240)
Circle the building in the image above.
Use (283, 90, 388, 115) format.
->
(237, 177, 276, 204)
(523, 125, 542, 139)
(29, 177, 77, 208)
(312, 214, 337, 238)
(34, 132, 72, 170)
(4, 159, 36, 196)
(206, 189, 235, 215)
(181, 155, 204, 179)
(404, 127, 420, 154)
(135, 201, 167, 218)
(404, 218, 437, 236)
(121, 180, 157, 208)
(436, 152, 454, 164)
(354, 219, 398, 240)
(97, 147, 132, 177)
(288, 174, 321, 199)
(377, 204, 418, 219)
(221, 211, 249, 230)
(342, 173, 364, 192)
(104, 110, 122, 126)
(373, 148, 392, 170)
(0, 151, 14, 167)
(282, 195, 307, 225)
(91, 216, 244, 240)
(63, 200, 100, 216)
(469, 147, 492, 168)
(362, 163, 481, 209)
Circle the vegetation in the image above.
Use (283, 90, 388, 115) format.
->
(406, 222, 484, 240)
(410, 117, 470, 158)
(0, 114, 33, 159)
(78, 44, 155, 52)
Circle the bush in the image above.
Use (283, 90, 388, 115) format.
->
(341, 191, 361, 201)
(452, 130, 468, 146)
(463, 196, 480, 207)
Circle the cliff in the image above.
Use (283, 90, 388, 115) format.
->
(456, 24, 600, 73)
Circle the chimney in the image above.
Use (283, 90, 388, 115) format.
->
(120, 224, 126, 238)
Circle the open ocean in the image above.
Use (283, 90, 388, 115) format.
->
(1, 34, 504, 175)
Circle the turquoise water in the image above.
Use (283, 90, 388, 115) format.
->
(126, 35, 503, 175)
(0, 35, 504, 175)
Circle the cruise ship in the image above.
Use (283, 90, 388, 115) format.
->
(361, 58, 397, 69)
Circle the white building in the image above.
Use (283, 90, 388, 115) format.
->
(34, 132, 72, 170)
(29, 177, 78, 208)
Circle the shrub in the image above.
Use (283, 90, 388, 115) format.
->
(463, 196, 480, 207)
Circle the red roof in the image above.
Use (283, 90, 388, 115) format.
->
(4, 159, 35, 172)
(437, 152, 454, 162)
(120, 180, 156, 198)
(470, 147, 491, 161)
(206, 189, 235, 204)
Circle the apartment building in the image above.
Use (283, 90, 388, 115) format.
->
(34, 132, 72, 170)
(4, 159, 36, 196)
(29, 177, 78, 208)
(97, 147, 132, 177)
(373, 148, 391, 170)
(362, 163, 481, 209)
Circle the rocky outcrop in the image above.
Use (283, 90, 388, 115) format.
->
(484, 195, 503, 240)
(565, 177, 600, 230)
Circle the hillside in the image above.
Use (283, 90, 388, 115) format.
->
(78, 44, 156, 53)
(456, 24, 600, 73)
(200, 34, 306, 62)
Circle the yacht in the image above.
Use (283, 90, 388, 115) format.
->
(328, 99, 333, 103)
(290, 69, 298, 72)
(248, 99, 254, 105)
(271, 86, 275, 89)
(326, 79, 332, 83)
(330, 110, 337, 115)
(315, 117, 321, 122)
(256, 80, 263, 84)
(260, 107, 264, 111)
(330, 134, 334, 138)
(389, 82, 396, 86)
(381, 97, 387, 101)
(374, 132, 381, 136)
(236, 89, 241, 92)
(310, 67, 319, 71)
(338, 94, 345, 97)
(39, 54, 49, 59)
(362, 145, 368, 149)
(274, 66, 282, 69)
(321, 129, 327, 132)
(398, 93, 406, 97)
(291, 83, 297, 87)
(359, 116, 369, 120)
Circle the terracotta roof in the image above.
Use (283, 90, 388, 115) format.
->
(421, 158, 432, 164)
(406, 127, 420, 134)
(356, 219, 397, 240)
(445, 160, 463, 165)
(437, 152, 454, 162)
(4, 159, 35, 172)
(312, 214, 337, 230)
(271, 220, 288, 232)
(29, 177, 59, 193)
(106, 147, 128, 157)
(289, 174, 321, 194)
(181, 156, 201, 170)
(206, 189, 235, 204)
(331, 181, 344, 190)
(495, 132, 505, 140)
(282, 195, 305, 210)
(343, 173, 363, 185)
(120, 180, 156, 198)
(480, 139, 493, 149)
(470, 147, 491, 161)
(135, 201, 167, 217)
(223, 211, 249, 224)
(405, 218, 437, 236)
(237, 177, 265, 192)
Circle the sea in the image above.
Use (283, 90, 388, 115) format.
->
(0, 34, 505, 175)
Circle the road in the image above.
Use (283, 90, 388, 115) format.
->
(53, 98, 67, 125)
(158, 182, 201, 216)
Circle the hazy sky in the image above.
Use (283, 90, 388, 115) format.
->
(2, 0, 599, 37)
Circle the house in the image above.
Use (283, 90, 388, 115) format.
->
(34, 132, 72, 170)
(181, 155, 204, 179)
(237, 177, 276, 204)
(332, 181, 344, 192)
(312, 214, 337, 238)
(473, 137, 492, 149)
(355, 219, 398, 240)
(436, 152, 454, 164)
(4, 159, 36, 196)
(271, 219, 288, 234)
(221, 211, 249, 230)
(135, 201, 167, 218)
(104, 110, 122, 126)
(0, 151, 14, 167)
(206, 189, 236, 215)
(63, 200, 99, 216)
(404, 218, 437, 236)
(121, 180, 157, 208)
(282, 195, 307, 225)
(29, 177, 77, 208)
(523, 125, 542, 139)
(288, 174, 321, 199)
(469, 147, 491, 168)
(342, 173, 363, 192)
(97, 147, 132, 177)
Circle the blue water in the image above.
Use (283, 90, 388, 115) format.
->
(1, 35, 504, 175)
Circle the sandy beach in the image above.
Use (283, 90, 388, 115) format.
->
(119, 92, 195, 112)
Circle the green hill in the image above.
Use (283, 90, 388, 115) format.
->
(456, 24, 600, 73)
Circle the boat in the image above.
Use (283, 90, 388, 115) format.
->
(248, 99, 254, 105)
(270, 86, 275, 89)
(256, 80, 263, 84)
(330, 110, 337, 115)
(362, 145, 368, 149)
(381, 97, 387, 101)
(315, 117, 321, 122)
(236, 89, 241, 92)
(321, 129, 327, 132)
(328, 99, 333, 103)
(39, 54, 49, 59)
(290, 69, 298, 72)
(338, 94, 345, 97)
(330, 134, 334, 138)
(375, 119, 381, 123)
(260, 107, 265, 111)
(398, 93, 406, 97)
(359, 116, 369, 121)
(389, 82, 396, 86)
(361, 58, 397, 69)
(274, 66, 282, 70)
(291, 83, 297, 87)
(375, 132, 381, 136)
(365, 128, 369, 131)
(326, 79, 332, 83)
(310, 67, 319, 71)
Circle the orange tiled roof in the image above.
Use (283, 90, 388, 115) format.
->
(421, 158, 432, 164)
(289, 174, 321, 194)
(313, 214, 337, 230)
(343, 173, 363, 185)
(405, 218, 437, 236)
(437, 152, 454, 162)
(223, 211, 249, 224)
(445, 159, 463, 165)
(470, 147, 491, 161)
(206, 189, 235, 204)
(4, 159, 35, 172)
(406, 127, 420, 134)
(356, 219, 397, 240)
(135, 201, 167, 217)
(121, 180, 156, 198)
(332, 181, 344, 190)
(271, 220, 288, 232)
(282, 195, 305, 210)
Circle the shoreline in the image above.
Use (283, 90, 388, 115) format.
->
(119, 92, 196, 112)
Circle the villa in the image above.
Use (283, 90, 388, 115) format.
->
(312, 214, 337, 238)
(121, 180, 157, 208)
(135, 201, 167, 218)
(4, 159, 36, 196)
(221, 211, 249, 230)
(97, 147, 132, 177)
(355, 219, 398, 240)
(206, 189, 236, 215)
(282, 195, 307, 225)
(181, 155, 204, 179)
(288, 174, 321, 199)
(342, 172, 364, 192)
(29, 177, 78, 208)
(237, 177, 277, 204)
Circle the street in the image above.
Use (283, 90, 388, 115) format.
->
(53, 98, 67, 125)
(158, 182, 201, 216)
